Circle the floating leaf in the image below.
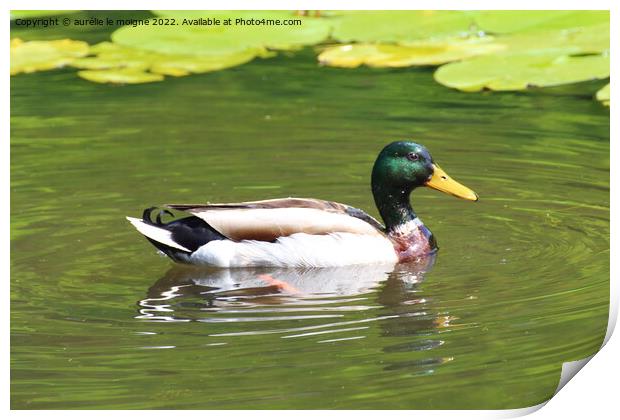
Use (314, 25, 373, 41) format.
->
(499, 23, 609, 56)
(71, 42, 258, 83)
(331, 11, 476, 43)
(10, 38, 89, 75)
(596, 84, 609, 106)
(101, 10, 331, 83)
(148, 50, 257, 76)
(77, 68, 164, 84)
(318, 37, 504, 68)
(320, 20, 609, 70)
(112, 10, 331, 56)
(434, 52, 610, 92)
(71, 42, 152, 70)
(471, 10, 609, 34)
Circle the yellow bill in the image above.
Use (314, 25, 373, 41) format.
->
(425, 164, 479, 201)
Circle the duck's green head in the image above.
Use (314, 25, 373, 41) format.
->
(372, 141, 478, 201)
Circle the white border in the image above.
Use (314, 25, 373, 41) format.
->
(3, 0, 613, 10)
(1, 0, 617, 11)
(4, 1, 616, 419)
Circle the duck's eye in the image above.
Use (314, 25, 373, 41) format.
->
(406, 152, 420, 161)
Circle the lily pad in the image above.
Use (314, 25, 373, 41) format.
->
(471, 10, 609, 34)
(10, 38, 89, 75)
(71, 43, 150, 71)
(318, 37, 504, 68)
(434, 52, 610, 92)
(149, 51, 257, 76)
(77, 68, 164, 84)
(71, 42, 258, 83)
(112, 10, 332, 56)
(330, 11, 476, 43)
(596, 84, 609, 106)
(499, 23, 609, 56)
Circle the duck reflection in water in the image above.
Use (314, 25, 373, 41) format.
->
(377, 266, 455, 375)
(138, 255, 452, 374)
(138, 255, 434, 319)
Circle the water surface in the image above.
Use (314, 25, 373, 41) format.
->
(11, 18, 609, 409)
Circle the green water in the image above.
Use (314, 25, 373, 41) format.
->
(11, 19, 609, 409)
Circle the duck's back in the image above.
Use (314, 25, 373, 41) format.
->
(167, 198, 386, 241)
(127, 197, 397, 267)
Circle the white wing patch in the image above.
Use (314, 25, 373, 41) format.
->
(192, 208, 383, 241)
(188, 232, 398, 268)
(126, 217, 191, 252)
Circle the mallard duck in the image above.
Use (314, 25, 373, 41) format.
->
(127, 141, 478, 267)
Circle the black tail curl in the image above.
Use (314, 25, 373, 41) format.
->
(140, 207, 227, 264)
